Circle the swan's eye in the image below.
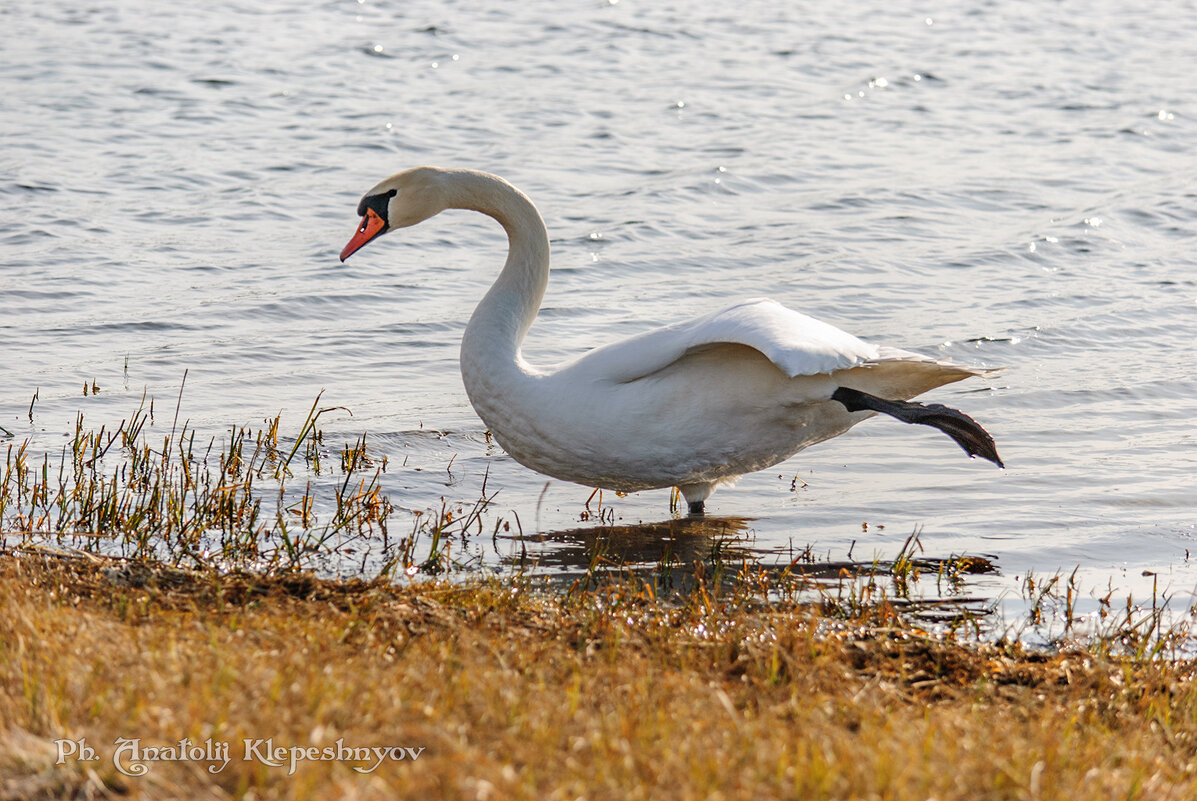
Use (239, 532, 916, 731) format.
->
(356, 188, 398, 225)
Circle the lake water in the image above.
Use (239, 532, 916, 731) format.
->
(2, 0, 1195, 632)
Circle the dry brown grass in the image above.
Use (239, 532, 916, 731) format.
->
(3, 547, 1197, 800)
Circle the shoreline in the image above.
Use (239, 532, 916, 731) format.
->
(3, 547, 1195, 799)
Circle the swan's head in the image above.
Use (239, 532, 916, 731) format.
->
(339, 167, 449, 262)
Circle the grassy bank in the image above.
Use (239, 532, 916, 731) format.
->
(3, 547, 1196, 800)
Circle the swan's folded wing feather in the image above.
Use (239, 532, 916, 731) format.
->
(566, 298, 882, 384)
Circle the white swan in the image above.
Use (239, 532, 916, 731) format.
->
(340, 167, 1002, 514)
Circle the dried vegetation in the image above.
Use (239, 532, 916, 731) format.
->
(3, 547, 1197, 800)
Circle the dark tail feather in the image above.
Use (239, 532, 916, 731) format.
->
(831, 386, 1004, 468)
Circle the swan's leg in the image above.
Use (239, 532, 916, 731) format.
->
(831, 387, 1004, 467)
(678, 482, 714, 516)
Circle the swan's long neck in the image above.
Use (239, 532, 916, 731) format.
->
(451, 170, 550, 396)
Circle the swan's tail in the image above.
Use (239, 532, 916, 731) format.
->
(831, 387, 1004, 468)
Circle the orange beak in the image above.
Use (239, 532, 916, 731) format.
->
(339, 208, 387, 262)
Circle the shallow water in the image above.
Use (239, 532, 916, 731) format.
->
(2, 0, 1195, 626)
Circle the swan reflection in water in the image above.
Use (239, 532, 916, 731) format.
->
(490, 514, 997, 621)
(499, 515, 758, 581)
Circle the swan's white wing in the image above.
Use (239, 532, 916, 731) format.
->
(562, 298, 883, 384)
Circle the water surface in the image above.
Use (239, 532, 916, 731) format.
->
(2, 0, 1195, 628)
